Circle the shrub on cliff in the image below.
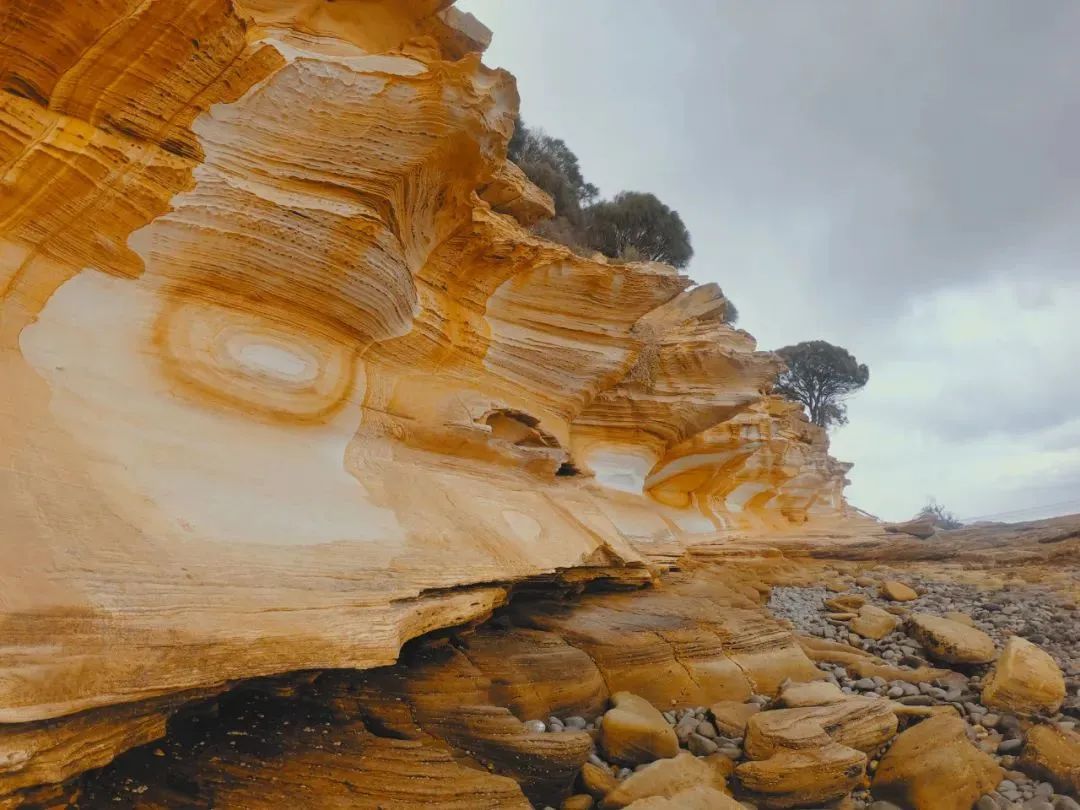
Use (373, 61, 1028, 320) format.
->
(916, 499, 964, 530)
(507, 120, 692, 268)
(581, 192, 693, 269)
(774, 340, 869, 429)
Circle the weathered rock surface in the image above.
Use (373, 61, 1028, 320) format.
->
(2, 2, 1077, 809)
(851, 605, 902, 639)
(872, 714, 1003, 810)
(982, 636, 1067, 715)
(907, 613, 997, 664)
(709, 701, 762, 737)
(600, 693, 680, 767)
(879, 580, 919, 601)
(0, 0, 858, 798)
(1018, 725, 1080, 795)
(884, 518, 937, 539)
(600, 752, 729, 808)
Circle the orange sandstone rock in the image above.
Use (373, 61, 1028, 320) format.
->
(600, 693, 680, 767)
(871, 714, 1003, 810)
(981, 636, 1066, 715)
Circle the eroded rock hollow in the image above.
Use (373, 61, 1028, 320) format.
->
(3, 2, 1077, 809)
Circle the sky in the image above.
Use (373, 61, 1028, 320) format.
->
(460, 0, 1080, 522)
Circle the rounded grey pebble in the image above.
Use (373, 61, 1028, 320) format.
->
(523, 720, 546, 733)
(564, 716, 587, 730)
(1053, 796, 1080, 810)
(998, 738, 1024, 754)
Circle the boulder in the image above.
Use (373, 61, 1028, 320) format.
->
(736, 743, 866, 808)
(744, 697, 897, 760)
(775, 681, 847, 708)
(879, 580, 919, 602)
(1017, 724, 1080, 795)
(709, 701, 762, 738)
(871, 714, 1003, 810)
(884, 519, 936, 539)
(581, 762, 619, 799)
(943, 611, 976, 627)
(623, 784, 744, 809)
(600, 693, 680, 766)
(981, 636, 1066, 715)
(600, 752, 730, 809)
(825, 594, 867, 612)
(851, 605, 902, 639)
(907, 613, 996, 664)
(736, 696, 896, 807)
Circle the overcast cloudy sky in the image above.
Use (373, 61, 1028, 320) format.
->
(461, 1, 1080, 522)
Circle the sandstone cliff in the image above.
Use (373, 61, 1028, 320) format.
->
(0, 0, 863, 801)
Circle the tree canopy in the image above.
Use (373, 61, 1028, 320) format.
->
(583, 192, 693, 268)
(774, 340, 869, 429)
(507, 120, 692, 268)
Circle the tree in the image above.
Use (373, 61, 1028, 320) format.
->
(774, 340, 869, 429)
(507, 120, 597, 223)
(506, 120, 693, 268)
(916, 499, 963, 530)
(582, 191, 693, 268)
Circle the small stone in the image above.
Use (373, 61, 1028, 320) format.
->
(524, 720, 546, 733)
(565, 716, 587, 730)
(695, 720, 717, 739)
(687, 732, 719, 756)
(998, 738, 1023, 754)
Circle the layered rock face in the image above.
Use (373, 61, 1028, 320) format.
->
(0, 0, 853, 800)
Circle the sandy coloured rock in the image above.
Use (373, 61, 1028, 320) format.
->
(1017, 724, 1080, 795)
(981, 636, 1067, 715)
(871, 714, 1003, 810)
(600, 752, 730, 809)
(623, 784, 745, 809)
(906, 613, 997, 664)
(825, 594, 868, 612)
(709, 701, 763, 737)
(884, 519, 937, 539)
(850, 605, 902, 639)
(775, 681, 848, 708)
(600, 693, 680, 766)
(879, 580, 919, 601)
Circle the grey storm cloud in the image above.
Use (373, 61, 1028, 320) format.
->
(461, 0, 1080, 521)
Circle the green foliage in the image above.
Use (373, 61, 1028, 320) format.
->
(507, 120, 692, 268)
(507, 119, 597, 222)
(582, 192, 693, 269)
(916, 499, 964, 530)
(774, 340, 869, 429)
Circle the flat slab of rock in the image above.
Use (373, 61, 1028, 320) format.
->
(600, 692, 679, 766)
(623, 783, 744, 809)
(825, 594, 867, 612)
(879, 580, 919, 601)
(871, 714, 1003, 810)
(600, 752, 729, 809)
(907, 613, 996, 664)
(775, 680, 848, 708)
(736, 743, 866, 808)
(709, 701, 762, 737)
(981, 636, 1066, 715)
(884, 518, 936, 539)
(851, 605, 902, 639)
(1018, 724, 1080, 795)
